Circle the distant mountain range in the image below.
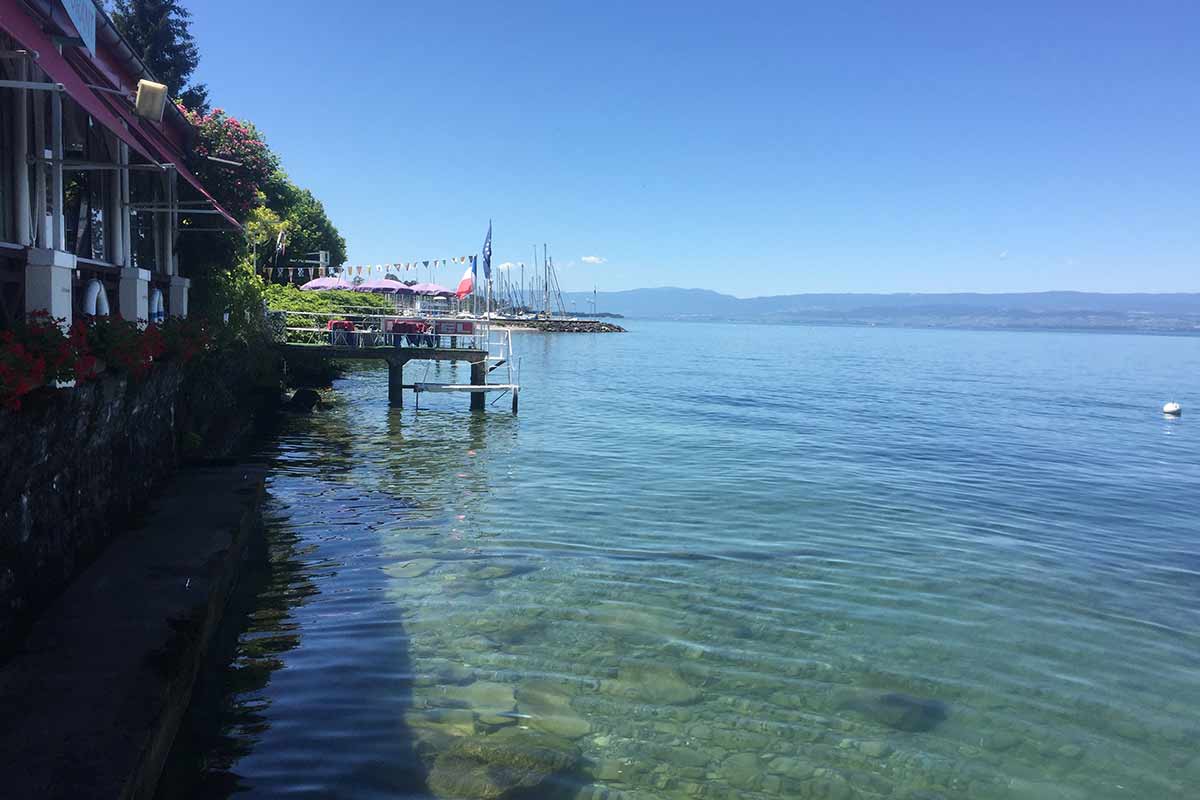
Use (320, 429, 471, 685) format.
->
(559, 288, 1200, 333)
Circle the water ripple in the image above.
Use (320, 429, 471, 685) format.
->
(164, 323, 1200, 800)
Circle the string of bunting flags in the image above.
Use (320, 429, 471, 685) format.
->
(262, 265, 338, 279)
(339, 256, 477, 276)
(261, 255, 478, 281)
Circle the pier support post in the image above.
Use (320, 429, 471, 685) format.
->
(470, 360, 486, 411)
(388, 358, 405, 407)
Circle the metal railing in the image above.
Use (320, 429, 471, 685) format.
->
(267, 309, 490, 351)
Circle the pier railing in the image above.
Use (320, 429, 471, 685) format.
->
(267, 309, 490, 351)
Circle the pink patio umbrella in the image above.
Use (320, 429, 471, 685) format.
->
(299, 276, 353, 290)
(354, 278, 416, 294)
(408, 282, 457, 297)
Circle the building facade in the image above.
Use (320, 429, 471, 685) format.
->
(0, 0, 236, 329)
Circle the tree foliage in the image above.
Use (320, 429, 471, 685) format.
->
(189, 256, 266, 335)
(110, 0, 209, 112)
(178, 110, 345, 272)
(265, 173, 347, 269)
(183, 107, 278, 219)
(243, 201, 287, 263)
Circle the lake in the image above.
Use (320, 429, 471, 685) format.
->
(162, 321, 1200, 800)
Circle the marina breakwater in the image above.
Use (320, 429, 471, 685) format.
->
(493, 318, 626, 333)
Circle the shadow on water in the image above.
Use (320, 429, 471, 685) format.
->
(158, 400, 514, 799)
(156, 506, 426, 798)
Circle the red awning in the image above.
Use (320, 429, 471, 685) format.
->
(95, 92, 241, 228)
(1, 1, 241, 229)
(170, 160, 241, 229)
(0, 1, 154, 163)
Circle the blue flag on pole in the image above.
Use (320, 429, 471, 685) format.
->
(482, 221, 492, 280)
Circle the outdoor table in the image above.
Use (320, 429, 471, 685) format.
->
(390, 320, 433, 347)
(327, 319, 357, 346)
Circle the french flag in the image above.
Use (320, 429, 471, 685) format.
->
(455, 265, 474, 299)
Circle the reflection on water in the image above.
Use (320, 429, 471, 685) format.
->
(164, 325, 1200, 799)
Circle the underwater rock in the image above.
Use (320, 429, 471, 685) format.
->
(721, 752, 762, 790)
(285, 388, 322, 412)
(594, 758, 627, 782)
(768, 755, 816, 781)
(662, 745, 709, 771)
(473, 564, 516, 580)
(516, 681, 591, 740)
(1056, 743, 1084, 760)
(469, 561, 539, 581)
(443, 577, 495, 597)
(427, 726, 581, 799)
(469, 613, 547, 644)
(434, 680, 517, 726)
(584, 605, 690, 644)
(857, 740, 893, 758)
(453, 633, 503, 653)
(981, 729, 1021, 752)
(842, 692, 948, 732)
(414, 659, 476, 687)
(404, 707, 478, 740)
(1005, 778, 1089, 800)
(603, 663, 700, 706)
(1109, 716, 1147, 741)
(385, 558, 439, 578)
(805, 774, 858, 799)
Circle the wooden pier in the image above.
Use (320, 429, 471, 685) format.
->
(271, 312, 520, 412)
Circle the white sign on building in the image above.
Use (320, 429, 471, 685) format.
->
(60, 0, 97, 55)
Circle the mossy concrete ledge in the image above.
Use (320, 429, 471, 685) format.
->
(0, 463, 266, 800)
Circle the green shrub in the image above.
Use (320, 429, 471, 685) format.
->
(264, 284, 393, 343)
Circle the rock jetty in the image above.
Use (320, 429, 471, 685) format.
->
(494, 319, 626, 333)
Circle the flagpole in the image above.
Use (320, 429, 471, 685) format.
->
(485, 220, 491, 320)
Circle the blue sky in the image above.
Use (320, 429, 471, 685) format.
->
(189, 1, 1198, 296)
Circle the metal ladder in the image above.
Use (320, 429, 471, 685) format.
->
(485, 327, 521, 409)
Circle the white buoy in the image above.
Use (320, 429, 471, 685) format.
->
(1163, 401, 1182, 416)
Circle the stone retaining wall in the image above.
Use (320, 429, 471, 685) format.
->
(0, 346, 280, 655)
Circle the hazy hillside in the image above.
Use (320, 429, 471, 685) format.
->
(563, 288, 1200, 333)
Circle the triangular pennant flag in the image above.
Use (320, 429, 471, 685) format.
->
(423, 260, 429, 268)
